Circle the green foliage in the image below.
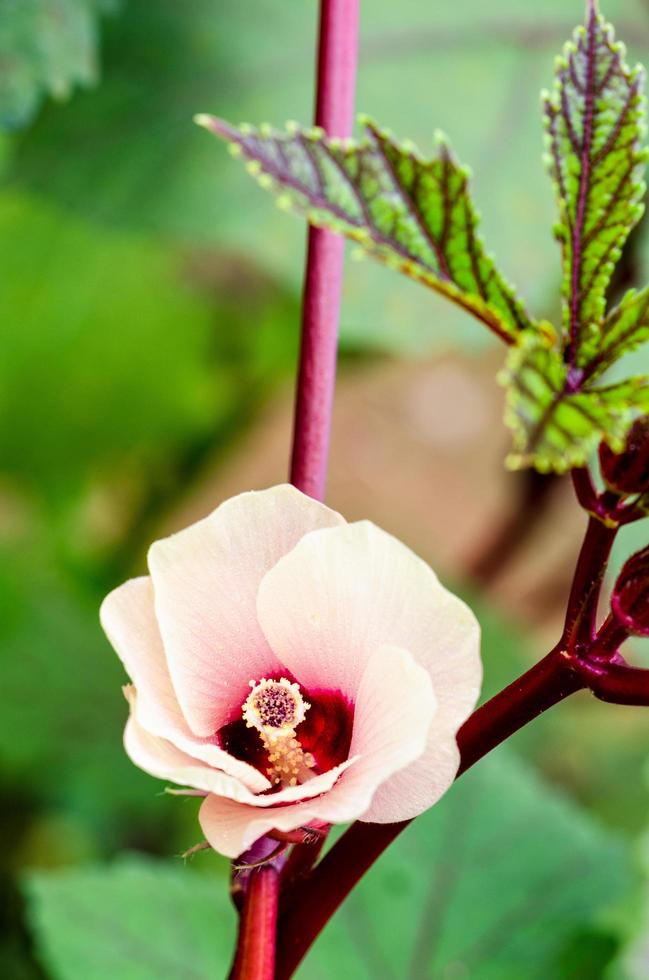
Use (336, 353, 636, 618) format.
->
(201, 116, 535, 344)
(608, 827, 649, 979)
(543, 2, 647, 366)
(0, 540, 165, 831)
(25, 857, 235, 979)
(24, 755, 631, 980)
(502, 330, 649, 471)
(0, 0, 119, 130)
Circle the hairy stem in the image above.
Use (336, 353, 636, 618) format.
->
(275, 648, 583, 978)
(229, 867, 280, 980)
(280, 830, 329, 893)
(289, 0, 360, 500)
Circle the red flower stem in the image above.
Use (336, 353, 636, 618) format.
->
(289, 0, 360, 501)
(561, 514, 617, 647)
(275, 648, 583, 979)
(589, 613, 629, 659)
(280, 829, 329, 893)
(577, 658, 649, 705)
(229, 867, 280, 980)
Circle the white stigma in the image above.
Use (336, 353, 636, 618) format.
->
(242, 678, 315, 787)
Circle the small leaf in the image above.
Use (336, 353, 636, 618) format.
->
(199, 115, 536, 344)
(543, 0, 647, 366)
(501, 332, 649, 472)
(611, 545, 649, 636)
(585, 286, 649, 381)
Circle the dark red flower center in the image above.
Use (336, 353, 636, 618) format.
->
(219, 674, 354, 792)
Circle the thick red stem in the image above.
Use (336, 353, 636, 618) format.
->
(229, 867, 280, 980)
(289, 0, 360, 500)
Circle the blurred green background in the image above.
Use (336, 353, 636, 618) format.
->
(4, 1, 649, 977)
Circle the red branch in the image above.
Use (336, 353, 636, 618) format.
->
(289, 0, 360, 500)
(561, 513, 617, 646)
(229, 867, 280, 980)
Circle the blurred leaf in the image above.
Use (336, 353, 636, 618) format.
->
(544, 4, 647, 366)
(0, 192, 219, 492)
(202, 116, 536, 344)
(299, 752, 631, 980)
(501, 331, 649, 471)
(607, 831, 649, 979)
(0, 539, 183, 842)
(0, 0, 120, 130)
(25, 856, 236, 979)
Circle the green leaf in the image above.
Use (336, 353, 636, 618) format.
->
(585, 285, 649, 380)
(543, 0, 647, 366)
(0, 0, 120, 130)
(25, 857, 236, 979)
(501, 331, 649, 471)
(609, 826, 649, 979)
(201, 115, 536, 344)
(300, 752, 629, 979)
(0, 540, 166, 830)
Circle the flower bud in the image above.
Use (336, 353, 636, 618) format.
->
(599, 418, 649, 495)
(611, 545, 649, 636)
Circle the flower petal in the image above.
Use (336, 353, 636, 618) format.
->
(199, 644, 435, 857)
(100, 577, 181, 736)
(148, 485, 345, 736)
(124, 714, 258, 800)
(257, 520, 481, 717)
(101, 580, 269, 792)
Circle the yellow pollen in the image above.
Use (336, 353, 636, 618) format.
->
(241, 677, 315, 788)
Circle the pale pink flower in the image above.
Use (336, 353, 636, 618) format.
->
(100, 485, 481, 858)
